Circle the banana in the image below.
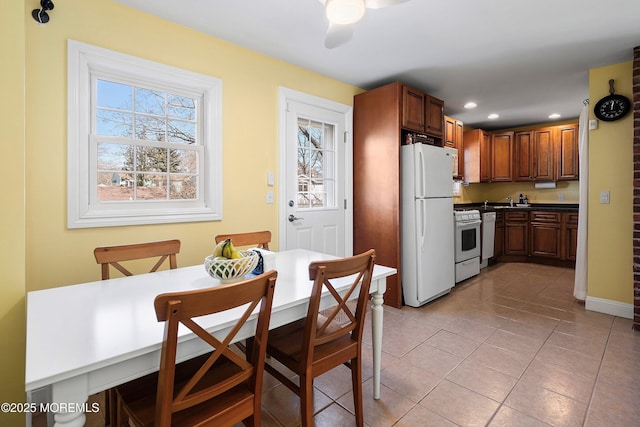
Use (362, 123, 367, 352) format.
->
(222, 239, 236, 259)
(213, 239, 227, 257)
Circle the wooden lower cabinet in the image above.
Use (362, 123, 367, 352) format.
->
(504, 211, 528, 256)
(495, 209, 578, 266)
(529, 211, 562, 258)
(563, 212, 579, 261)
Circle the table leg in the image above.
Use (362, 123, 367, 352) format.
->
(370, 289, 384, 400)
(51, 376, 88, 427)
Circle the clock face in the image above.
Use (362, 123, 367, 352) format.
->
(595, 95, 631, 121)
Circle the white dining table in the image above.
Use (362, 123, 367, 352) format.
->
(25, 249, 396, 427)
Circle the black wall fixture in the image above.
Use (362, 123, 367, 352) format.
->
(32, 0, 55, 24)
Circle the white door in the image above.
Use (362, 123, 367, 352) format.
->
(279, 88, 352, 256)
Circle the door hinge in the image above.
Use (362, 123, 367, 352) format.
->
(344, 199, 347, 209)
(343, 131, 348, 143)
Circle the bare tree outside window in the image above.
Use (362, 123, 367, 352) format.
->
(95, 79, 199, 201)
(297, 117, 336, 209)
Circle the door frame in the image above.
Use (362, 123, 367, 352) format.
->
(278, 87, 353, 255)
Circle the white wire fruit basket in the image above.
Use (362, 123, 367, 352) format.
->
(204, 250, 259, 284)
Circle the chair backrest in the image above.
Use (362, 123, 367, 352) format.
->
(214, 231, 271, 250)
(153, 270, 277, 426)
(94, 239, 181, 280)
(302, 249, 375, 363)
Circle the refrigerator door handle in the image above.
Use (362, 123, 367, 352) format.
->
(416, 146, 425, 198)
(418, 199, 427, 248)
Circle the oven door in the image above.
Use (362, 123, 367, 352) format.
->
(455, 220, 481, 262)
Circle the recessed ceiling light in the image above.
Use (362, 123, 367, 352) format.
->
(549, 113, 561, 119)
(464, 102, 477, 109)
(488, 113, 499, 120)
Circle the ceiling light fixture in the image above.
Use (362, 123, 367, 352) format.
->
(549, 113, 561, 119)
(326, 0, 366, 25)
(464, 102, 477, 109)
(488, 113, 499, 119)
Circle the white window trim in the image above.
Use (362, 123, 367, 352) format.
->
(67, 40, 222, 228)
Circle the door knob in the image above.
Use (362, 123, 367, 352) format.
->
(288, 214, 303, 222)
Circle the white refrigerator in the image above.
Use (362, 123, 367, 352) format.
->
(401, 143, 455, 307)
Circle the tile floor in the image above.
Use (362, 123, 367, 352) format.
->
(36, 262, 640, 426)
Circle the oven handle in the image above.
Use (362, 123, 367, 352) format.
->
(455, 220, 482, 228)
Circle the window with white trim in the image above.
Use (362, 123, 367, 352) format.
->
(67, 40, 222, 228)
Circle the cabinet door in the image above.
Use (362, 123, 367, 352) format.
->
(491, 132, 514, 182)
(529, 211, 562, 259)
(480, 131, 491, 182)
(444, 116, 455, 147)
(426, 95, 444, 138)
(563, 212, 578, 260)
(514, 131, 533, 181)
(534, 128, 555, 181)
(494, 212, 504, 258)
(557, 124, 579, 180)
(402, 85, 425, 132)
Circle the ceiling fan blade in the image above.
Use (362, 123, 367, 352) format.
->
(325, 22, 354, 49)
(365, 0, 409, 9)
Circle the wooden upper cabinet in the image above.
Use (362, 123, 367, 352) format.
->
(463, 129, 491, 183)
(401, 84, 444, 139)
(557, 124, 579, 180)
(426, 95, 444, 138)
(533, 127, 555, 181)
(401, 85, 425, 132)
(513, 131, 533, 181)
(444, 116, 455, 148)
(491, 132, 514, 182)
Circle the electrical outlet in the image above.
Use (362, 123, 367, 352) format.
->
(599, 190, 610, 204)
(558, 193, 564, 201)
(266, 190, 274, 204)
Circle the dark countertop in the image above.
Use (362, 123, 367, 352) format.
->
(454, 203, 579, 213)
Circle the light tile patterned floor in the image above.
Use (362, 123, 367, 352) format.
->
(36, 262, 640, 426)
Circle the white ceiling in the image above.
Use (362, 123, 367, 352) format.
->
(114, 0, 640, 130)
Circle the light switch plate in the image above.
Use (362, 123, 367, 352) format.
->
(599, 190, 610, 204)
(267, 171, 274, 186)
(589, 119, 598, 130)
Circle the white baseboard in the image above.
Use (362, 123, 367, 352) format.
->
(585, 296, 634, 319)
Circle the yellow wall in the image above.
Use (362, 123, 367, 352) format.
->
(0, 0, 26, 424)
(587, 62, 634, 303)
(455, 181, 580, 204)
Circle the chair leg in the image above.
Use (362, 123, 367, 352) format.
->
(351, 357, 364, 427)
(300, 374, 314, 427)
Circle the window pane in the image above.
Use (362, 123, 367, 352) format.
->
(167, 94, 195, 120)
(169, 175, 197, 200)
(97, 172, 134, 201)
(171, 149, 197, 174)
(137, 147, 167, 172)
(136, 173, 167, 200)
(135, 87, 166, 116)
(97, 142, 128, 170)
(96, 109, 133, 138)
(135, 116, 166, 142)
(97, 80, 132, 110)
(167, 120, 196, 144)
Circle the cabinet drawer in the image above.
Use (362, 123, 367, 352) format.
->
(530, 211, 561, 223)
(564, 212, 578, 225)
(505, 211, 528, 222)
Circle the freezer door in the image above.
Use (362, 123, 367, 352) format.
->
(414, 144, 454, 198)
(416, 198, 455, 303)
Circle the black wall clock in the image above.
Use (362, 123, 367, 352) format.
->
(594, 79, 631, 122)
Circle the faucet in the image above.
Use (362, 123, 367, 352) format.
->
(506, 196, 514, 207)
(484, 200, 488, 209)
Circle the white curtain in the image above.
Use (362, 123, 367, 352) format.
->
(574, 104, 589, 300)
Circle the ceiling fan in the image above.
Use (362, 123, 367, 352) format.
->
(319, 0, 409, 48)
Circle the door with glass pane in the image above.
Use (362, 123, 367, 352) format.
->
(283, 98, 347, 256)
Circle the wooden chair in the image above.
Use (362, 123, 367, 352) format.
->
(94, 239, 181, 280)
(114, 270, 278, 427)
(262, 249, 376, 427)
(93, 239, 180, 425)
(214, 231, 271, 250)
